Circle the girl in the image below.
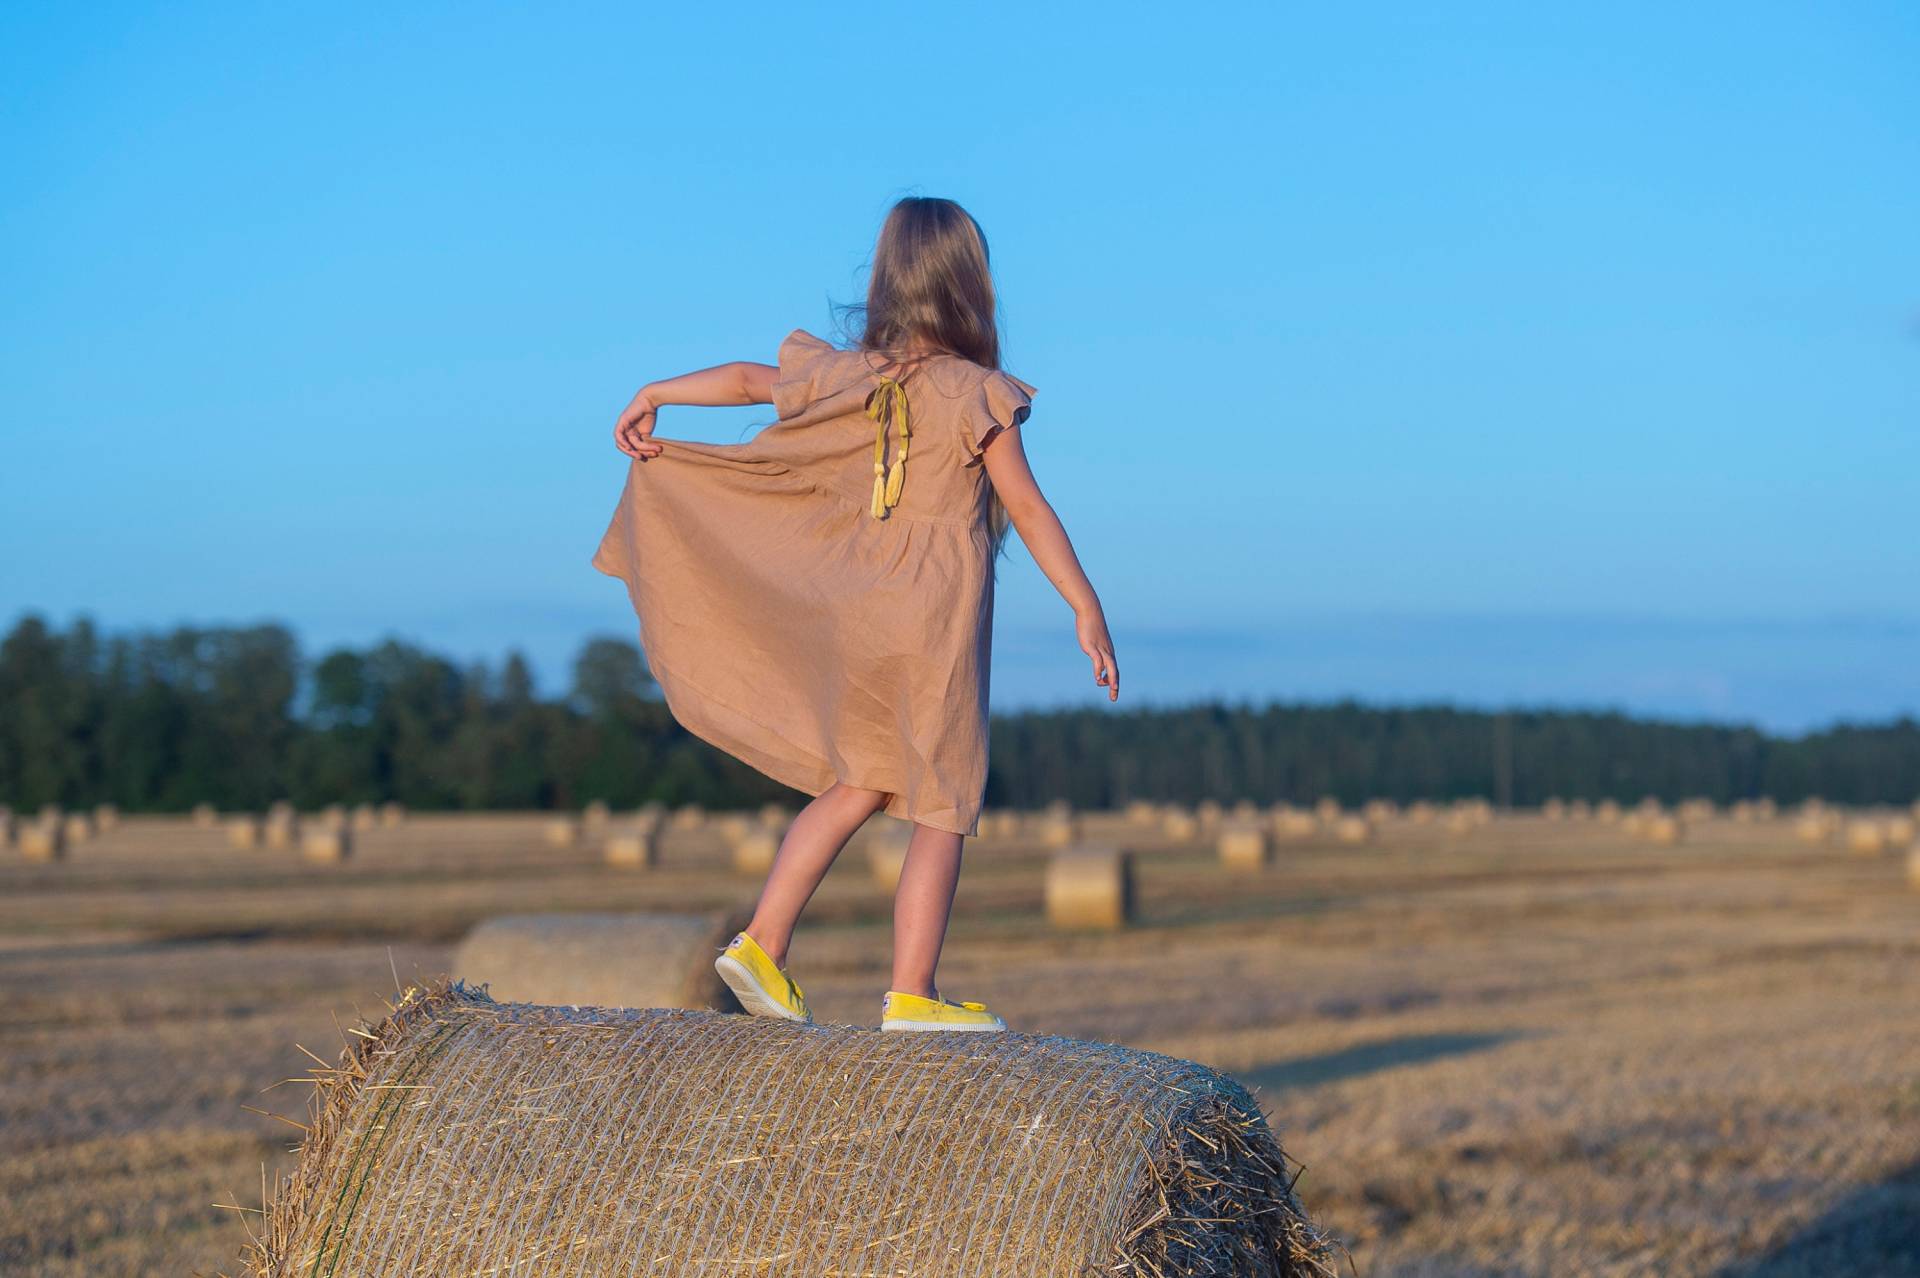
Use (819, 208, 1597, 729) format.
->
(595, 196, 1117, 1032)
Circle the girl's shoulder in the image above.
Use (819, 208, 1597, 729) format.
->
(776, 328, 1033, 416)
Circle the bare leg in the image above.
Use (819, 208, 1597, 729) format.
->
(746, 782, 889, 966)
(891, 824, 964, 999)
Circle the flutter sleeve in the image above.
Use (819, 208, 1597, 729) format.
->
(771, 328, 838, 420)
(961, 368, 1037, 463)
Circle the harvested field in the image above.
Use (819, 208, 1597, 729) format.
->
(2, 810, 1918, 1276)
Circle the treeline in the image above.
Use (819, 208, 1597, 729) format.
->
(1, 616, 1915, 812)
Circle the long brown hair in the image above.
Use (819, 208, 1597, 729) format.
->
(836, 196, 1015, 557)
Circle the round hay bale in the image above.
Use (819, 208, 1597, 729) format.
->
(671, 803, 707, 830)
(716, 812, 754, 843)
(1844, 820, 1887, 856)
(1194, 799, 1223, 831)
(1124, 799, 1159, 825)
(1043, 797, 1073, 821)
(1794, 814, 1834, 846)
(315, 804, 347, 831)
(1036, 812, 1079, 849)
(544, 817, 580, 849)
(264, 814, 299, 850)
(1161, 806, 1199, 841)
(1907, 846, 1920, 891)
(1541, 798, 1566, 820)
(19, 821, 64, 862)
(1445, 809, 1477, 837)
(302, 827, 351, 864)
(267, 799, 294, 823)
(250, 981, 1333, 1278)
(1621, 812, 1647, 839)
(604, 827, 660, 870)
(1679, 798, 1715, 823)
(37, 803, 62, 824)
(635, 801, 668, 831)
(1229, 799, 1262, 824)
(1882, 816, 1917, 848)
(226, 816, 262, 850)
(62, 812, 94, 844)
(981, 809, 1020, 839)
(192, 801, 218, 827)
(1568, 799, 1592, 821)
(1271, 808, 1318, 840)
(1406, 800, 1438, 824)
(1642, 815, 1685, 846)
(380, 801, 407, 828)
(1332, 815, 1373, 846)
(453, 911, 751, 1012)
(866, 828, 912, 893)
(1045, 846, 1135, 931)
(731, 829, 780, 876)
(1595, 799, 1622, 824)
(1362, 798, 1398, 824)
(583, 799, 612, 829)
(93, 803, 119, 831)
(1312, 796, 1340, 824)
(1217, 823, 1272, 872)
(758, 802, 793, 830)
(1754, 797, 1778, 820)
(348, 802, 376, 832)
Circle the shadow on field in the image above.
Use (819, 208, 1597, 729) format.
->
(1717, 1157, 1920, 1278)
(1237, 1030, 1522, 1096)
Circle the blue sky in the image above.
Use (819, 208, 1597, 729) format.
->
(3, 3, 1915, 732)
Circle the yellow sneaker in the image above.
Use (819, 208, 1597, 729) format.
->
(880, 990, 1008, 1033)
(714, 932, 811, 1023)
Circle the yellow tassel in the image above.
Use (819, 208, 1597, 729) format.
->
(864, 376, 912, 519)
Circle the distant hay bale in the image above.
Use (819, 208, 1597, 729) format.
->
(1193, 799, 1224, 832)
(865, 825, 912, 892)
(1907, 846, 1920, 891)
(715, 813, 754, 843)
(1541, 798, 1566, 820)
(1124, 799, 1159, 825)
(544, 817, 580, 849)
(226, 816, 262, 850)
(1595, 799, 1622, 824)
(1568, 799, 1592, 821)
(731, 829, 780, 876)
(1642, 815, 1686, 846)
(1795, 814, 1835, 846)
(1271, 807, 1319, 841)
(1046, 846, 1135, 931)
(246, 981, 1333, 1278)
(192, 801, 218, 827)
(1312, 796, 1341, 823)
(264, 814, 299, 850)
(1332, 815, 1373, 845)
(62, 812, 94, 844)
(635, 801, 668, 830)
(266, 799, 294, 826)
(671, 803, 707, 830)
(1043, 797, 1073, 821)
(979, 809, 1019, 839)
(315, 804, 347, 831)
(1883, 816, 1917, 848)
(1844, 820, 1887, 856)
(1621, 812, 1647, 839)
(1036, 811, 1079, 849)
(1362, 798, 1398, 824)
(1217, 823, 1272, 872)
(1729, 800, 1755, 823)
(302, 827, 351, 864)
(758, 802, 792, 830)
(19, 821, 64, 862)
(1754, 797, 1778, 820)
(603, 827, 660, 870)
(1678, 798, 1715, 823)
(453, 912, 749, 1012)
(93, 803, 119, 831)
(583, 799, 612, 828)
(1445, 809, 1478, 837)
(1161, 806, 1200, 842)
(38, 803, 62, 824)
(1406, 800, 1438, 824)
(379, 801, 406, 829)
(350, 803, 377, 833)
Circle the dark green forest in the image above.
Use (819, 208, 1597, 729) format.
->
(1, 616, 1915, 812)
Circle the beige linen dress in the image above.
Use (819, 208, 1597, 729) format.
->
(592, 329, 1036, 836)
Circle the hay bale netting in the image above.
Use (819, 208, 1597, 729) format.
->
(1218, 822, 1273, 872)
(246, 981, 1333, 1278)
(1045, 846, 1135, 931)
(453, 912, 750, 1012)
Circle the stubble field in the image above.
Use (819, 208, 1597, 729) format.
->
(2, 807, 1917, 1277)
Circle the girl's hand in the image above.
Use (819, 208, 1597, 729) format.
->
(614, 389, 663, 460)
(1076, 608, 1120, 702)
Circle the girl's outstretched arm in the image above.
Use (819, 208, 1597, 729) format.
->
(981, 428, 1120, 702)
(613, 361, 777, 459)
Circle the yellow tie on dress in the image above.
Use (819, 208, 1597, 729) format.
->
(865, 376, 911, 519)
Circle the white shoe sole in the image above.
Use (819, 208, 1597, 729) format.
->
(714, 953, 810, 1023)
(881, 1019, 1007, 1033)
